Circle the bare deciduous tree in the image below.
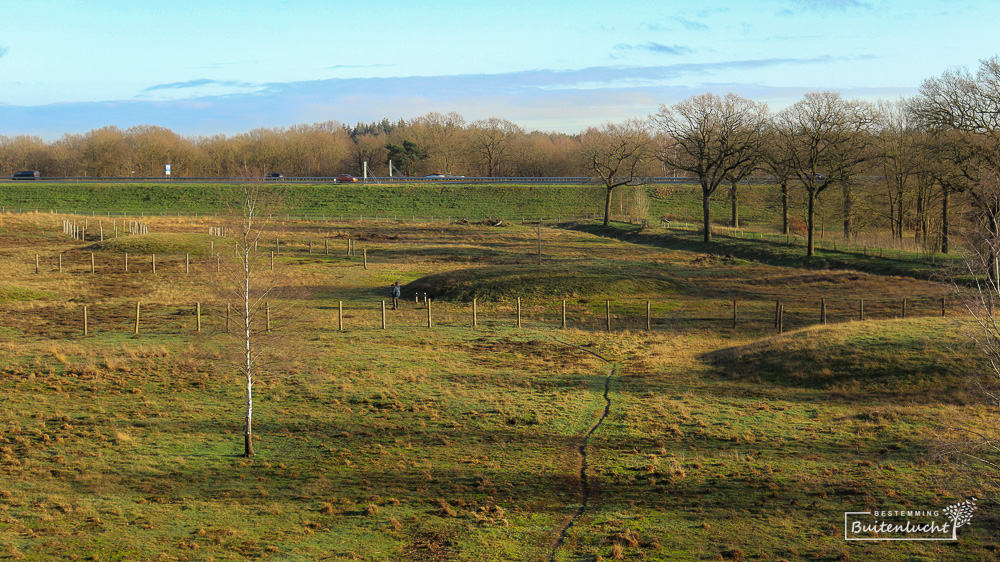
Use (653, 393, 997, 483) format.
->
(771, 91, 875, 256)
(470, 117, 522, 177)
(211, 170, 288, 457)
(652, 93, 768, 242)
(579, 119, 653, 226)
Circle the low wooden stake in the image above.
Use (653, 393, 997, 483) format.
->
(134, 301, 141, 335)
(196, 302, 201, 333)
(517, 297, 522, 328)
(338, 301, 343, 332)
(381, 300, 386, 330)
(473, 298, 478, 328)
(84, 305, 89, 336)
(561, 300, 567, 330)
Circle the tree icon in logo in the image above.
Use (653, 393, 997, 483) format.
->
(943, 498, 978, 540)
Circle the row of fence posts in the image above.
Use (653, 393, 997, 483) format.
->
(83, 301, 273, 336)
(36, 236, 373, 274)
(73, 296, 949, 336)
(766, 296, 943, 334)
(62, 219, 148, 242)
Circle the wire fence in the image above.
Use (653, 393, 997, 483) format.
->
(3, 293, 956, 341)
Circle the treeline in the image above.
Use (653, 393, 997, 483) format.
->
(7, 57, 1000, 257)
(0, 113, 593, 179)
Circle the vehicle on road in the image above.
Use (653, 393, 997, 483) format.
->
(424, 172, 446, 178)
(11, 170, 40, 180)
(266, 172, 284, 179)
(336, 174, 358, 183)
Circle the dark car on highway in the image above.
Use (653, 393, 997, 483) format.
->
(11, 170, 40, 180)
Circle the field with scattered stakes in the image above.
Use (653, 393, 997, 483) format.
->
(0, 197, 997, 560)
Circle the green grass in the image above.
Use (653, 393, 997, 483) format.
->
(0, 212, 996, 560)
(0, 181, 850, 231)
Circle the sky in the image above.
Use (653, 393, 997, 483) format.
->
(1, 0, 998, 139)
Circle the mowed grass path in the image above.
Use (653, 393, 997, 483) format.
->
(0, 212, 995, 560)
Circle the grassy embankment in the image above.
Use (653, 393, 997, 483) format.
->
(0, 180, 842, 228)
(0, 199, 995, 560)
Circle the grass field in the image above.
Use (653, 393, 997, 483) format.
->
(0, 180, 860, 235)
(0, 207, 996, 561)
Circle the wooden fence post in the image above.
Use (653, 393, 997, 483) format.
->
(152, 253, 156, 274)
(266, 302, 271, 332)
(91, 253, 95, 274)
(134, 301, 141, 335)
(186, 253, 190, 273)
(364, 248, 368, 270)
(196, 302, 201, 333)
(902, 298, 907, 319)
(83, 305, 88, 336)
(226, 303, 231, 332)
(338, 301, 343, 332)
(860, 298, 865, 321)
(942, 297, 946, 317)
(537, 221, 542, 266)
(820, 298, 827, 325)
(381, 300, 386, 330)
(606, 300, 611, 332)
(517, 297, 522, 328)
(35, 254, 39, 274)
(58, 253, 63, 273)
(270, 251, 274, 270)
(309, 240, 313, 255)
(473, 298, 478, 328)
(562, 300, 567, 330)
(325, 239, 329, 255)
(732, 299, 738, 329)
(124, 252, 128, 273)
(778, 303, 784, 333)
(427, 298, 433, 328)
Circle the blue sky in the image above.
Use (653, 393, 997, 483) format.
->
(1, 0, 997, 139)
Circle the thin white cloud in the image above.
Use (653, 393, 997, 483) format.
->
(614, 42, 694, 56)
(144, 79, 256, 92)
(673, 17, 709, 31)
(791, 0, 872, 10)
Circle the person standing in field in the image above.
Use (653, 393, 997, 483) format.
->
(390, 281, 401, 310)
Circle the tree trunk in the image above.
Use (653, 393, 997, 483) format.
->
(807, 190, 817, 257)
(941, 186, 950, 254)
(842, 181, 852, 240)
(702, 190, 712, 242)
(730, 181, 739, 228)
(915, 191, 924, 245)
(781, 181, 789, 235)
(244, 375, 254, 457)
(603, 186, 613, 226)
(895, 180, 904, 240)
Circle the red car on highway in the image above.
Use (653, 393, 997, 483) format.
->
(336, 174, 358, 183)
